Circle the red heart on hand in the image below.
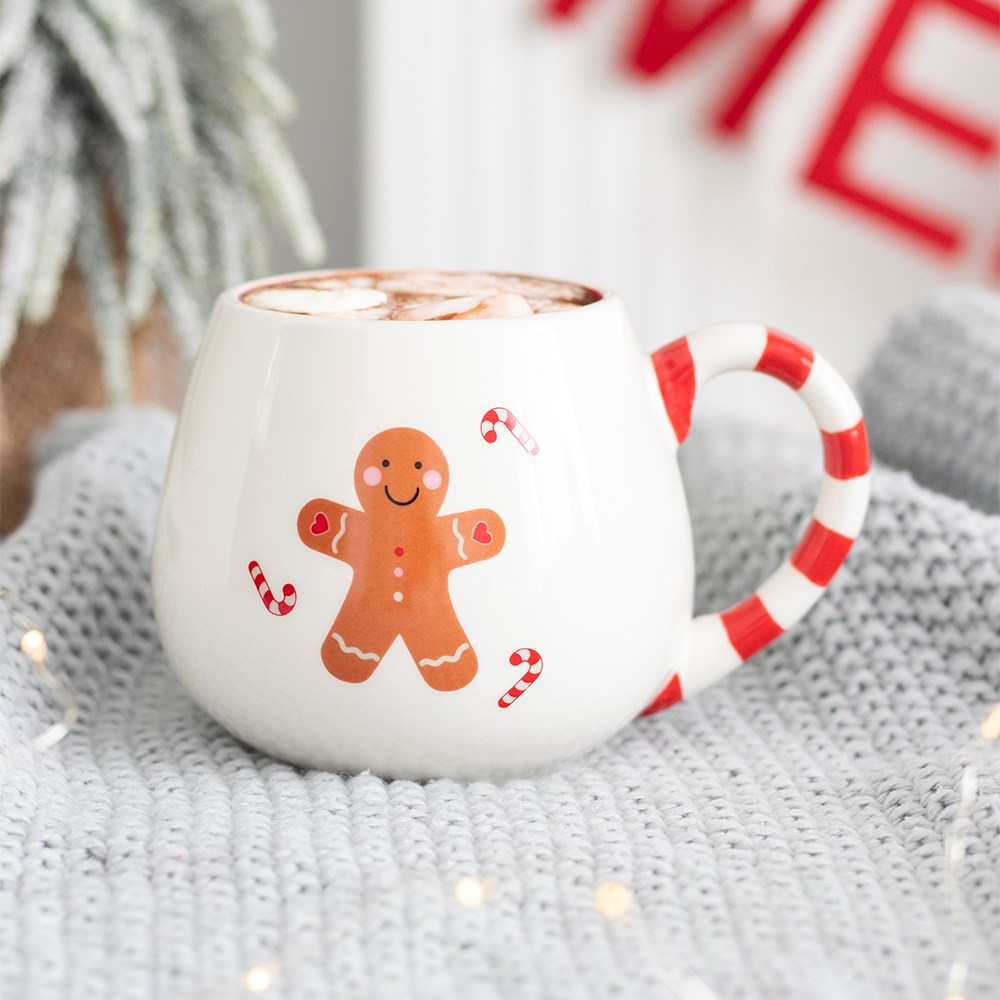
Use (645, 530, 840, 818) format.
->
(472, 520, 492, 545)
(310, 512, 330, 535)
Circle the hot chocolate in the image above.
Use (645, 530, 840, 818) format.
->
(240, 270, 599, 320)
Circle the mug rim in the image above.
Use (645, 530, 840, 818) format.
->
(223, 268, 617, 328)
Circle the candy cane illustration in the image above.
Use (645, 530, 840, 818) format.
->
(481, 407, 539, 456)
(248, 560, 297, 616)
(498, 648, 543, 708)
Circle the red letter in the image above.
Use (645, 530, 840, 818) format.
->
(545, 0, 751, 70)
(804, 0, 999, 254)
(544, 0, 589, 16)
(625, 0, 748, 76)
(713, 0, 833, 134)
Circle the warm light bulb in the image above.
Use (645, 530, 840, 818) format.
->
(593, 881, 632, 919)
(242, 965, 274, 993)
(20, 629, 46, 665)
(454, 876, 489, 909)
(980, 703, 1000, 741)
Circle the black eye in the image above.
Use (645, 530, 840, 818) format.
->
(381, 459, 390, 468)
(415, 461, 422, 469)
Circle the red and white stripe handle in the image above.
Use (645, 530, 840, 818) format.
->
(642, 324, 871, 716)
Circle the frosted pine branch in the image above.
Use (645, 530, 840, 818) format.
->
(229, 0, 277, 54)
(0, 0, 325, 395)
(158, 127, 209, 284)
(24, 110, 81, 322)
(76, 176, 130, 404)
(0, 42, 55, 184)
(0, 0, 39, 77)
(201, 160, 249, 290)
(243, 56, 297, 120)
(82, 0, 138, 35)
(0, 145, 51, 357)
(121, 141, 161, 321)
(246, 115, 325, 266)
(41, 0, 147, 143)
(156, 238, 204, 357)
(143, 10, 196, 163)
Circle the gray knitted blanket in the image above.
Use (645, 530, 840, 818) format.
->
(1, 290, 998, 1000)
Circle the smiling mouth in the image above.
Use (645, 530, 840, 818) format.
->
(384, 485, 420, 506)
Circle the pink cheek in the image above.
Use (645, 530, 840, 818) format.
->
(362, 466, 382, 487)
(422, 469, 442, 490)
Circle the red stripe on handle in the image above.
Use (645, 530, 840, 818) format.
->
(720, 595, 783, 661)
(791, 520, 855, 587)
(756, 330, 814, 390)
(821, 420, 871, 480)
(651, 337, 696, 443)
(639, 673, 683, 716)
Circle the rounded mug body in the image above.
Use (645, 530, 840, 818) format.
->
(152, 275, 693, 780)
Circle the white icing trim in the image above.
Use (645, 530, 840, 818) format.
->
(452, 518, 468, 561)
(419, 643, 470, 668)
(331, 512, 348, 554)
(330, 632, 380, 661)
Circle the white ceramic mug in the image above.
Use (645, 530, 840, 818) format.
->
(152, 270, 871, 780)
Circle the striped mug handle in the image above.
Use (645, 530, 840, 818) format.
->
(641, 323, 871, 715)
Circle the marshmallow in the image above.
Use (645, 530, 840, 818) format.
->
(376, 271, 509, 298)
(490, 274, 592, 304)
(390, 292, 534, 321)
(455, 292, 535, 320)
(390, 295, 487, 321)
(244, 286, 388, 316)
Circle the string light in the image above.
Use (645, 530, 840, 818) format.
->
(593, 881, 632, 919)
(0, 588, 78, 767)
(943, 701, 1000, 1000)
(980, 703, 1000, 741)
(454, 876, 495, 909)
(19, 628, 47, 664)
(241, 964, 275, 993)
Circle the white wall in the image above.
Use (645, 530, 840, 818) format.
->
(274, 0, 998, 426)
(269, 1, 363, 272)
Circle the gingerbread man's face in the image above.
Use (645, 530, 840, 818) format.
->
(354, 427, 450, 516)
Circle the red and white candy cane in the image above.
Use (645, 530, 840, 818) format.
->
(248, 560, 297, 616)
(498, 648, 543, 708)
(641, 324, 871, 716)
(481, 407, 539, 455)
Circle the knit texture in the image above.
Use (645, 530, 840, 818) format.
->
(859, 284, 1000, 514)
(2, 295, 999, 1000)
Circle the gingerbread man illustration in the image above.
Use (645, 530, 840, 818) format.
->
(297, 428, 506, 692)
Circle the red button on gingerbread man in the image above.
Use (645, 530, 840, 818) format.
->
(297, 427, 506, 692)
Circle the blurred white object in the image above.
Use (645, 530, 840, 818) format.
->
(360, 0, 998, 424)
